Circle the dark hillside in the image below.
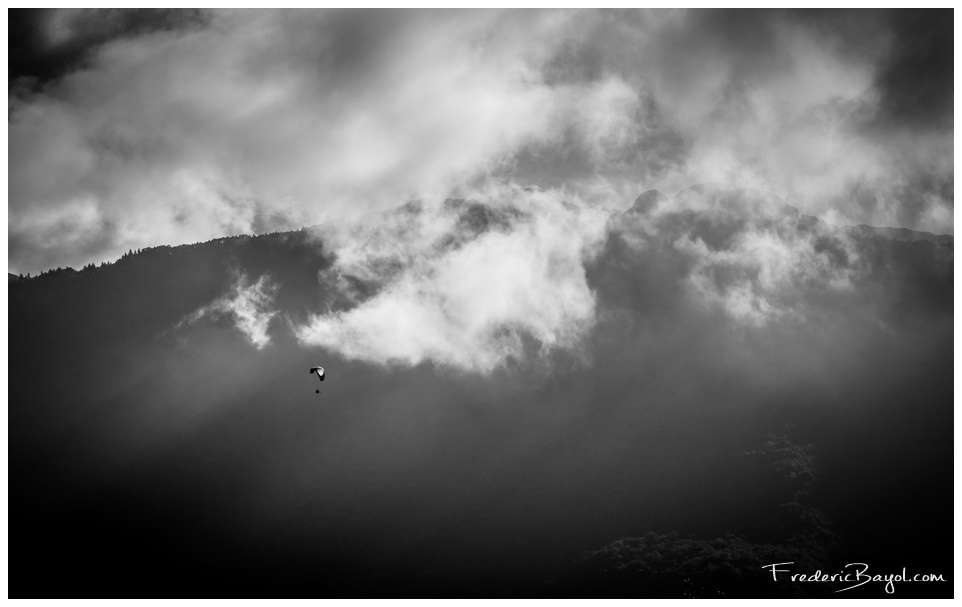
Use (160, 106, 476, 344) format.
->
(9, 194, 953, 597)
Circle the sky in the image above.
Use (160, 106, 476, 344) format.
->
(7, 8, 954, 276)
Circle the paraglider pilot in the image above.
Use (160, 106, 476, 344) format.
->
(310, 366, 325, 393)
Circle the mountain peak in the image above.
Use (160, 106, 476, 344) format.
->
(627, 190, 669, 215)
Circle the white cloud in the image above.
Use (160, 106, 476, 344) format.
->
(675, 226, 858, 325)
(9, 9, 951, 275)
(8, 9, 640, 274)
(180, 274, 279, 349)
(296, 187, 609, 371)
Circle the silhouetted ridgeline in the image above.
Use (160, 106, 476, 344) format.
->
(9, 230, 333, 348)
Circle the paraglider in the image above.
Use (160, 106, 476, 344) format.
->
(310, 366, 325, 393)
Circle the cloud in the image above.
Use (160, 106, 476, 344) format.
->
(8, 8, 209, 86)
(517, 8, 952, 230)
(674, 218, 859, 326)
(180, 273, 278, 349)
(8, 9, 622, 273)
(296, 181, 949, 371)
(295, 187, 609, 371)
(615, 186, 863, 326)
(8, 9, 952, 275)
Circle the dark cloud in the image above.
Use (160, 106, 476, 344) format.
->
(9, 8, 209, 89)
(664, 9, 952, 135)
(870, 9, 953, 133)
(530, 8, 953, 230)
(662, 9, 795, 82)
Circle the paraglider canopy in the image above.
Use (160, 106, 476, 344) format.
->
(310, 366, 325, 381)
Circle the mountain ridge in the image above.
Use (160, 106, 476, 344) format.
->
(10, 186, 952, 280)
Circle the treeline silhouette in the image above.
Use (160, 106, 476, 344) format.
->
(10, 229, 334, 354)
